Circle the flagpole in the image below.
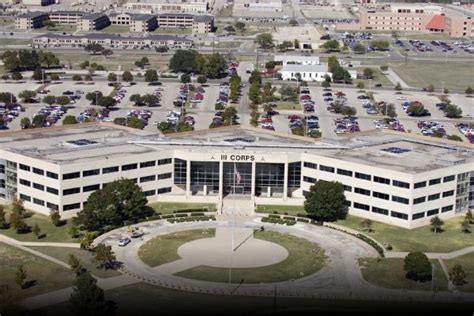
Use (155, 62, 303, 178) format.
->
(229, 162, 236, 285)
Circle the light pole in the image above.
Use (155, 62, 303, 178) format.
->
(441, 81, 444, 95)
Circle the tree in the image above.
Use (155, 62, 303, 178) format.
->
(466, 87, 473, 95)
(363, 68, 374, 79)
(444, 104, 462, 118)
(381, 103, 397, 118)
(224, 25, 235, 33)
(50, 73, 60, 81)
(158, 121, 175, 134)
(129, 94, 142, 105)
(94, 243, 116, 270)
(466, 210, 473, 224)
(265, 61, 276, 70)
(80, 232, 96, 250)
(425, 84, 435, 93)
(448, 134, 462, 142)
(294, 39, 300, 49)
(353, 43, 366, 54)
(332, 66, 352, 83)
(249, 70, 262, 85)
(0, 92, 16, 105)
(97, 96, 116, 109)
(20, 117, 31, 129)
(39, 51, 59, 69)
(321, 80, 331, 88)
(79, 61, 89, 69)
(43, 95, 56, 106)
(68, 254, 84, 275)
(72, 74, 83, 81)
(180, 73, 191, 84)
(69, 225, 81, 238)
(10, 212, 28, 234)
(155, 45, 169, 53)
(370, 40, 390, 51)
(255, 33, 274, 50)
(63, 115, 78, 125)
(197, 75, 207, 84)
(50, 209, 61, 227)
(394, 82, 402, 91)
(70, 270, 116, 316)
(461, 218, 470, 233)
(32, 114, 46, 128)
(107, 72, 117, 82)
(144, 69, 159, 83)
(321, 40, 340, 52)
(278, 41, 293, 52)
(84, 43, 104, 55)
(11, 72, 23, 81)
(404, 252, 432, 282)
(248, 82, 261, 105)
(169, 50, 199, 73)
(114, 117, 127, 126)
(32, 224, 41, 239)
(235, 21, 245, 32)
(430, 216, 444, 234)
(18, 90, 37, 102)
(32, 68, 43, 81)
(15, 265, 27, 289)
(356, 82, 365, 90)
(289, 19, 298, 26)
(127, 117, 144, 129)
(203, 53, 227, 78)
(101, 49, 113, 58)
(122, 71, 133, 82)
(449, 264, 468, 286)
(75, 178, 149, 231)
(0, 206, 8, 229)
(84, 74, 93, 81)
(56, 95, 71, 106)
(223, 106, 238, 126)
(1, 50, 21, 72)
(43, 19, 56, 29)
(359, 219, 373, 233)
(304, 180, 347, 223)
(342, 106, 356, 117)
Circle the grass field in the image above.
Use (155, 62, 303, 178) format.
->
(148, 202, 216, 214)
(445, 253, 474, 292)
(28, 246, 121, 278)
(1, 38, 32, 46)
(335, 215, 474, 253)
(0, 17, 13, 26)
(175, 231, 326, 284)
(138, 229, 215, 267)
(0, 242, 75, 299)
(255, 204, 306, 216)
(272, 101, 300, 110)
(102, 25, 130, 34)
(0, 206, 77, 243)
(153, 28, 192, 35)
(353, 67, 393, 88)
(359, 258, 448, 291)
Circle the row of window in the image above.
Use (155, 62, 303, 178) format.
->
(352, 186, 454, 205)
(19, 193, 58, 210)
(19, 164, 59, 179)
(19, 179, 59, 195)
(414, 175, 455, 189)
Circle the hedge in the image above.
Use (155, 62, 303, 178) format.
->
(173, 208, 210, 214)
(167, 215, 216, 223)
(262, 217, 296, 226)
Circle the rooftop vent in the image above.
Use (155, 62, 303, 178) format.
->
(224, 136, 255, 143)
(66, 139, 98, 146)
(381, 147, 411, 154)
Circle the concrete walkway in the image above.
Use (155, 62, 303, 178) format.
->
(386, 67, 412, 89)
(385, 246, 474, 260)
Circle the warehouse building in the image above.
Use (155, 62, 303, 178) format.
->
(0, 124, 472, 229)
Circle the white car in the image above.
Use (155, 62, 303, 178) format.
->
(397, 96, 407, 100)
(118, 238, 131, 247)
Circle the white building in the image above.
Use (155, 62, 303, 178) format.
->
(281, 64, 331, 82)
(1, 123, 472, 229)
(274, 55, 320, 65)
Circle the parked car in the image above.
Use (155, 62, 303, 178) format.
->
(118, 238, 131, 247)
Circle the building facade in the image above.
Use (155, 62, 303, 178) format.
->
(15, 11, 49, 30)
(77, 13, 110, 31)
(1, 124, 472, 229)
(124, 0, 209, 14)
(49, 11, 84, 25)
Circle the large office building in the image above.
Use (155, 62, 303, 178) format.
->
(0, 124, 472, 229)
(15, 11, 49, 29)
(77, 13, 110, 31)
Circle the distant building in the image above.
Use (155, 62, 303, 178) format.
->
(49, 11, 84, 25)
(77, 13, 110, 31)
(109, 13, 158, 32)
(22, 0, 55, 6)
(280, 63, 331, 82)
(274, 55, 320, 65)
(157, 13, 214, 34)
(192, 15, 214, 34)
(15, 11, 49, 30)
(124, 0, 209, 14)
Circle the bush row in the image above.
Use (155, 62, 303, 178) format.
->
(262, 216, 296, 226)
(167, 215, 216, 224)
(173, 208, 211, 214)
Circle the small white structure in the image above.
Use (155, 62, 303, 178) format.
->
(280, 64, 331, 82)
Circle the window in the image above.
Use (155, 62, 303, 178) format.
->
(33, 198, 45, 206)
(102, 166, 119, 174)
(372, 206, 389, 215)
(157, 173, 172, 180)
(158, 158, 172, 165)
(412, 212, 425, 220)
(414, 181, 426, 189)
(303, 176, 316, 184)
(355, 172, 371, 181)
(63, 203, 81, 211)
(374, 176, 390, 185)
(32, 167, 44, 176)
(33, 183, 44, 191)
(442, 190, 454, 198)
(83, 184, 100, 192)
(413, 196, 426, 204)
(428, 193, 440, 201)
(174, 159, 187, 185)
(443, 175, 455, 183)
(343, 185, 352, 192)
(319, 165, 334, 173)
(19, 164, 30, 171)
(157, 187, 172, 194)
(19, 179, 31, 187)
(337, 168, 353, 177)
(429, 178, 441, 186)
(63, 172, 80, 180)
(140, 160, 156, 168)
(47, 171, 58, 179)
(354, 202, 370, 211)
(427, 208, 439, 216)
(47, 187, 58, 195)
(354, 187, 370, 196)
(47, 202, 59, 210)
(83, 169, 100, 177)
(373, 191, 389, 200)
(63, 187, 80, 196)
(441, 205, 453, 213)
(19, 194, 31, 202)
(122, 163, 138, 171)
(140, 175, 156, 183)
(391, 211, 408, 220)
(391, 195, 409, 205)
(144, 189, 156, 196)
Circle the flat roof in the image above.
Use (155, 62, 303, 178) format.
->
(281, 63, 328, 73)
(35, 33, 193, 42)
(193, 15, 214, 22)
(81, 12, 108, 20)
(18, 11, 48, 19)
(1, 124, 473, 173)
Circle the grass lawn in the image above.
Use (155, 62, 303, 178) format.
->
(359, 258, 448, 291)
(272, 100, 300, 111)
(138, 229, 215, 267)
(353, 67, 393, 88)
(102, 25, 130, 33)
(0, 17, 13, 26)
(148, 202, 216, 214)
(1, 38, 32, 46)
(390, 61, 474, 91)
(400, 32, 456, 41)
(28, 246, 121, 278)
(216, 41, 242, 49)
(0, 242, 75, 299)
(0, 206, 77, 243)
(445, 253, 474, 292)
(255, 204, 306, 216)
(175, 231, 326, 284)
(154, 28, 192, 35)
(335, 215, 474, 253)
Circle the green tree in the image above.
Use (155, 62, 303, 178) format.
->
(10, 212, 28, 234)
(321, 80, 331, 88)
(11, 72, 23, 81)
(32, 224, 41, 239)
(223, 106, 238, 126)
(235, 21, 245, 32)
(0, 205, 8, 229)
(224, 25, 235, 33)
(430, 216, 444, 234)
(122, 71, 133, 82)
(32, 114, 46, 128)
(404, 252, 432, 282)
(278, 41, 293, 52)
(84, 43, 104, 55)
(248, 82, 261, 105)
(144, 69, 159, 82)
(356, 82, 365, 90)
(68, 254, 84, 275)
(304, 180, 347, 223)
(0, 92, 17, 105)
(20, 117, 31, 129)
(97, 96, 116, 108)
(370, 40, 390, 51)
(75, 178, 149, 231)
(447, 134, 463, 142)
(327, 56, 339, 73)
(289, 19, 298, 26)
(444, 104, 462, 118)
(169, 50, 199, 73)
(353, 43, 366, 54)
(43, 19, 56, 29)
(359, 219, 373, 233)
(461, 218, 470, 233)
(155, 46, 169, 53)
(72, 74, 83, 81)
(80, 232, 96, 250)
(332, 66, 352, 83)
(1, 50, 21, 72)
(70, 270, 116, 315)
(255, 33, 274, 50)
(79, 61, 89, 69)
(43, 95, 56, 106)
(84, 74, 93, 81)
(381, 103, 397, 118)
(129, 94, 142, 105)
(63, 115, 78, 125)
(50, 209, 61, 227)
(426, 84, 435, 92)
(56, 95, 71, 106)
(18, 90, 37, 102)
(248, 70, 262, 85)
(102, 49, 113, 58)
(69, 225, 81, 238)
(94, 244, 116, 270)
(107, 72, 117, 82)
(86, 91, 103, 105)
(39, 51, 59, 69)
(449, 264, 467, 286)
(197, 75, 207, 84)
(127, 117, 144, 129)
(203, 53, 227, 78)
(294, 39, 300, 49)
(466, 87, 473, 95)
(32, 68, 43, 81)
(180, 73, 191, 83)
(158, 121, 175, 134)
(15, 265, 27, 289)
(321, 40, 340, 52)
(466, 210, 473, 224)
(265, 61, 276, 69)
(177, 121, 194, 132)
(395, 82, 402, 91)
(363, 68, 374, 79)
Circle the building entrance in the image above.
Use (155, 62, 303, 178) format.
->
(223, 162, 252, 195)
